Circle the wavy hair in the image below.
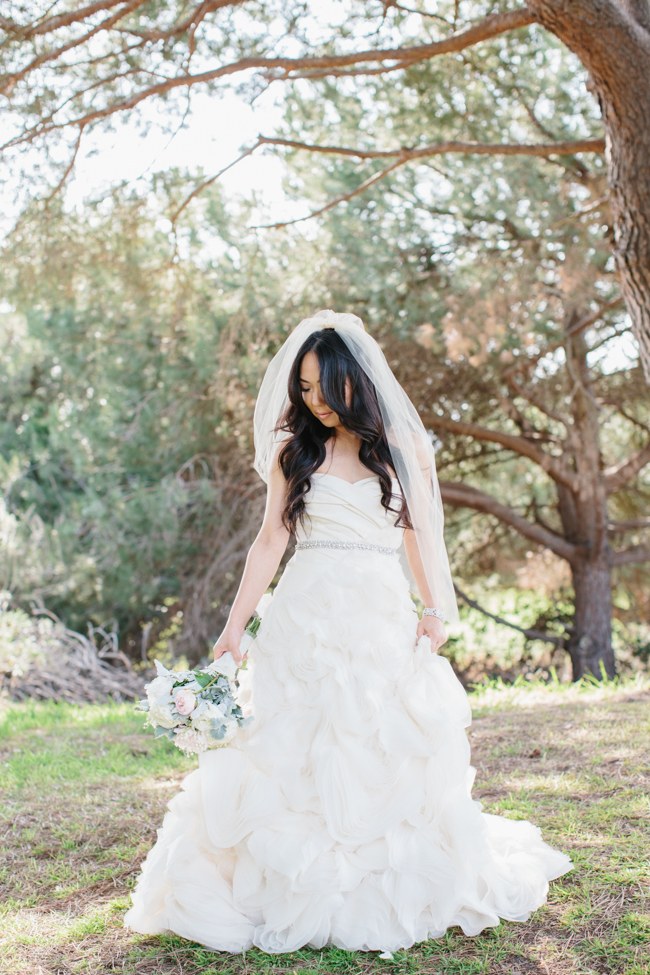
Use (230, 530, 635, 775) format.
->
(274, 327, 412, 534)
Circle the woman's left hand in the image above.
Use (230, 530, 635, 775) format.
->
(416, 615, 447, 653)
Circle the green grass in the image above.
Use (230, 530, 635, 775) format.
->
(0, 672, 648, 975)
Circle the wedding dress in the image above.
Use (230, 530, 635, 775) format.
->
(124, 473, 573, 954)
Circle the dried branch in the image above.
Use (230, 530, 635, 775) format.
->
(2, 599, 145, 703)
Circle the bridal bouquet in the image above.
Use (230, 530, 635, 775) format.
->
(136, 650, 253, 755)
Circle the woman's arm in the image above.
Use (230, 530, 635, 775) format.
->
(213, 448, 290, 661)
(403, 527, 448, 653)
(403, 527, 434, 606)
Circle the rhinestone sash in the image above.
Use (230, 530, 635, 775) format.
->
(295, 538, 398, 556)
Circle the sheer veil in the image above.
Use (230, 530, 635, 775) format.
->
(252, 309, 459, 624)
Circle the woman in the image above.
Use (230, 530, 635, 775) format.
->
(124, 310, 573, 955)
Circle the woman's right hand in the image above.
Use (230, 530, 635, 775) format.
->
(212, 623, 246, 665)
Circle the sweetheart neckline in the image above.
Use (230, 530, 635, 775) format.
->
(312, 472, 397, 486)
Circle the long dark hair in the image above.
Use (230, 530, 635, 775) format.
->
(274, 327, 412, 534)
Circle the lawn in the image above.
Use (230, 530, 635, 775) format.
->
(1, 673, 648, 975)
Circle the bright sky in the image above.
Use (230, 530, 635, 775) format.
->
(1, 85, 299, 242)
(70, 89, 292, 216)
(2, 0, 360, 238)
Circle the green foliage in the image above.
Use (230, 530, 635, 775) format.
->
(2, 189, 231, 629)
(1, 3, 647, 681)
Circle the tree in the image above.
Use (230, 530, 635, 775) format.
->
(0, 183, 262, 654)
(2, 1, 649, 680)
(404, 323, 649, 681)
(267, 35, 649, 681)
(1, 0, 650, 379)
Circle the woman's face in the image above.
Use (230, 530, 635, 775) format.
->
(299, 351, 351, 428)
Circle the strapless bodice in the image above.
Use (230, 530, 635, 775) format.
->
(294, 473, 404, 551)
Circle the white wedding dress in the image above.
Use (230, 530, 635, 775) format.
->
(124, 473, 573, 954)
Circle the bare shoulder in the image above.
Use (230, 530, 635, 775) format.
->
(268, 437, 290, 479)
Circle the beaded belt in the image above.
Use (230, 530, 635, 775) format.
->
(295, 539, 398, 556)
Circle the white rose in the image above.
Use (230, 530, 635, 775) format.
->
(174, 687, 197, 716)
(146, 673, 175, 706)
(148, 701, 177, 729)
(174, 726, 211, 755)
(191, 700, 225, 734)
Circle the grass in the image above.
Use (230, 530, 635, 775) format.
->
(0, 672, 648, 975)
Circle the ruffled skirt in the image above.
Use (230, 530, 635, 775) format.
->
(124, 546, 573, 953)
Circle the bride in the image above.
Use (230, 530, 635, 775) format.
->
(124, 310, 573, 954)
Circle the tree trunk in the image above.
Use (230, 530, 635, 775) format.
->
(568, 556, 616, 678)
(559, 308, 618, 679)
(528, 0, 650, 382)
(426, 295, 632, 681)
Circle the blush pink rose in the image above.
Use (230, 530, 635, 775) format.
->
(174, 687, 197, 715)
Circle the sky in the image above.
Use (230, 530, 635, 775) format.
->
(1, 0, 359, 238)
(1, 84, 298, 242)
(68, 90, 291, 216)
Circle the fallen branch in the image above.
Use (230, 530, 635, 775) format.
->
(1, 598, 146, 703)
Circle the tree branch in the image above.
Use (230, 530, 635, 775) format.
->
(1, 0, 147, 95)
(604, 438, 650, 493)
(2, 6, 536, 149)
(453, 583, 565, 645)
(166, 132, 603, 227)
(440, 479, 577, 561)
(430, 415, 580, 492)
(170, 139, 263, 225)
(499, 295, 625, 377)
(610, 543, 650, 566)
(502, 370, 569, 428)
(43, 125, 86, 203)
(8, 0, 135, 37)
(608, 517, 650, 531)
(276, 6, 536, 77)
(527, 0, 650, 91)
(251, 156, 410, 229)
(257, 133, 605, 161)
